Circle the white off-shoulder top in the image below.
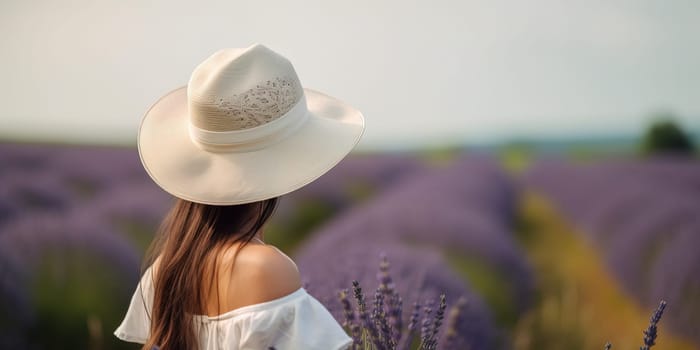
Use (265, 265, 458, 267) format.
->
(114, 266, 352, 350)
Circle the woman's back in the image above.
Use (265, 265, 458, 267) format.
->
(115, 239, 352, 349)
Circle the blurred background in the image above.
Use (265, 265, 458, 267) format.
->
(1, 0, 698, 349)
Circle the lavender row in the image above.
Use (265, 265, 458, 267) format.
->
(0, 144, 162, 227)
(271, 153, 427, 226)
(299, 156, 531, 310)
(0, 143, 172, 348)
(296, 155, 534, 348)
(524, 157, 700, 342)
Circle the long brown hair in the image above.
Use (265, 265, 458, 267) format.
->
(140, 197, 279, 350)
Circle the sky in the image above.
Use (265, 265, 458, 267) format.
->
(1, 0, 699, 150)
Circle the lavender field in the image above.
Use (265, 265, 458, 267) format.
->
(525, 157, 700, 344)
(0, 142, 698, 350)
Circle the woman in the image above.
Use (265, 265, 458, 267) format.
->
(114, 43, 365, 350)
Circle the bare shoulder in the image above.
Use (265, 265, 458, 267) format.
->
(221, 242, 302, 307)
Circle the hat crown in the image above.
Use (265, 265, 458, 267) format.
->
(187, 44, 304, 132)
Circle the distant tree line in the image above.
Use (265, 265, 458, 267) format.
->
(641, 113, 696, 155)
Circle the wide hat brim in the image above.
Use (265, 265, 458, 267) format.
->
(138, 86, 365, 205)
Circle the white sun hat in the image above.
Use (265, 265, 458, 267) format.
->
(137, 43, 365, 205)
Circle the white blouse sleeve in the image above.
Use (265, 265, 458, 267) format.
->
(114, 266, 352, 350)
(114, 266, 154, 344)
(216, 288, 353, 350)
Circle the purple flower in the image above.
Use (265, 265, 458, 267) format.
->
(641, 300, 667, 350)
(406, 301, 421, 343)
(299, 244, 496, 349)
(441, 296, 468, 350)
(338, 289, 361, 345)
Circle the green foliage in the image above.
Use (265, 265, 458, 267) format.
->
(266, 182, 377, 253)
(444, 251, 519, 328)
(641, 117, 695, 155)
(265, 200, 336, 253)
(500, 142, 533, 174)
(513, 290, 587, 350)
(27, 249, 135, 350)
(417, 145, 462, 165)
(113, 219, 157, 254)
(345, 182, 376, 203)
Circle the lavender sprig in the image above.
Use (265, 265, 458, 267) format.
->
(339, 289, 361, 346)
(640, 300, 667, 350)
(442, 296, 468, 350)
(389, 293, 403, 345)
(353, 280, 383, 349)
(404, 301, 421, 349)
(371, 288, 392, 348)
(424, 294, 446, 350)
(419, 299, 434, 350)
(377, 252, 401, 345)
